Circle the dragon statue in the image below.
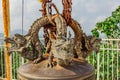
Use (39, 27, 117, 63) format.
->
(5, 17, 51, 63)
(46, 14, 74, 67)
(4, 0, 101, 67)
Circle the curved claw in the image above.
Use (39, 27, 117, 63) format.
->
(33, 58, 40, 64)
(33, 56, 44, 64)
(47, 62, 53, 68)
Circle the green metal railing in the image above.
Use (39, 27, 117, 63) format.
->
(88, 39, 120, 80)
(0, 38, 120, 80)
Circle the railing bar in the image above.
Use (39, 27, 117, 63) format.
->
(10, 54, 12, 80)
(17, 54, 18, 69)
(14, 52, 17, 79)
(0, 38, 44, 40)
(17, 53, 19, 78)
(0, 48, 3, 78)
(102, 44, 105, 80)
(12, 53, 15, 79)
(117, 41, 119, 80)
(97, 52, 100, 80)
(11, 54, 13, 79)
(2, 47, 4, 78)
(3, 46, 6, 78)
(12, 54, 15, 79)
(14, 53, 16, 79)
(15, 52, 18, 79)
(10, 53, 12, 79)
(2, 46, 6, 78)
(107, 42, 109, 80)
(1, 47, 6, 78)
(14, 53, 18, 79)
(19, 54, 21, 66)
(102, 39, 120, 41)
(13, 53, 15, 79)
(100, 48, 120, 50)
(112, 41, 114, 80)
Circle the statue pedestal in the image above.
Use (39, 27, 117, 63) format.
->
(18, 60, 95, 80)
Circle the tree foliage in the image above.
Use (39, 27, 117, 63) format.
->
(92, 6, 120, 38)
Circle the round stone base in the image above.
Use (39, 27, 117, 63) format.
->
(18, 60, 95, 80)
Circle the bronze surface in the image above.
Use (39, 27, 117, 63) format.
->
(18, 60, 95, 80)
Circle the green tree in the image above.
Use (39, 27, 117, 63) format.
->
(92, 6, 120, 38)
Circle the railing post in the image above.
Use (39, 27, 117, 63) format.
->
(2, 0, 11, 80)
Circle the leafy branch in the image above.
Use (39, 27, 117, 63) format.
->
(92, 6, 120, 38)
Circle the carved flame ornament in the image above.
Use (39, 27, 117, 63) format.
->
(4, 0, 101, 67)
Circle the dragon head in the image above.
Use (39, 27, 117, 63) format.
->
(4, 34, 27, 53)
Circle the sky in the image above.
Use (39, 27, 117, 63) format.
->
(0, 0, 120, 36)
